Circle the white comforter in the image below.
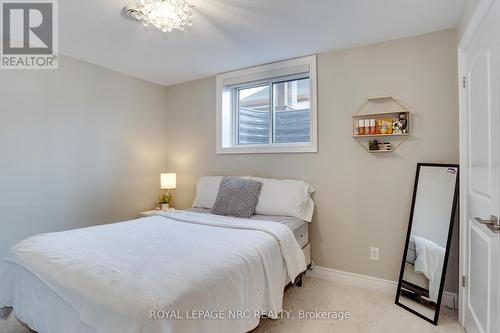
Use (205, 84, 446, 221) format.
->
(0, 211, 306, 333)
(413, 236, 446, 302)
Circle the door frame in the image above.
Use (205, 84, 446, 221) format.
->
(457, 0, 495, 325)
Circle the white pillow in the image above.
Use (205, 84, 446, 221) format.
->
(192, 176, 250, 209)
(251, 177, 315, 222)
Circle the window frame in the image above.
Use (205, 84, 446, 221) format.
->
(216, 55, 318, 154)
(234, 81, 272, 146)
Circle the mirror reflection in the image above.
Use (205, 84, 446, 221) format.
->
(396, 164, 458, 324)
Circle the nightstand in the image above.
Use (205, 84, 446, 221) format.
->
(139, 209, 175, 218)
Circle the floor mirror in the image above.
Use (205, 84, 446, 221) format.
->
(395, 163, 459, 325)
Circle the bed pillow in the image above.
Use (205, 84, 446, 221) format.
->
(193, 176, 251, 209)
(251, 177, 315, 222)
(212, 177, 262, 218)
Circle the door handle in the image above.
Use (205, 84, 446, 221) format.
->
(474, 215, 500, 233)
(474, 215, 498, 225)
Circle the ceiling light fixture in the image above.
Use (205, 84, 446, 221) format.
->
(124, 0, 194, 32)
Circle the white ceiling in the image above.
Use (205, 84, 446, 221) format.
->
(60, 0, 465, 86)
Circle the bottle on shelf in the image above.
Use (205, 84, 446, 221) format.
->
(387, 119, 393, 134)
(364, 119, 370, 135)
(369, 119, 376, 134)
(358, 119, 365, 135)
(380, 121, 388, 134)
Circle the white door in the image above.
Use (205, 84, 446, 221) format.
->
(460, 0, 500, 332)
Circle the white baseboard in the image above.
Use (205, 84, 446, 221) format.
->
(306, 265, 457, 310)
(442, 291, 458, 309)
(306, 265, 396, 294)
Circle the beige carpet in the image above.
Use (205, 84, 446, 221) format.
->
(254, 276, 464, 333)
(0, 276, 464, 333)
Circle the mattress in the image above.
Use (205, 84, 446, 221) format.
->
(403, 262, 429, 290)
(185, 208, 309, 248)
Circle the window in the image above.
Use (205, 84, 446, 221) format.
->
(217, 56, 317, 154)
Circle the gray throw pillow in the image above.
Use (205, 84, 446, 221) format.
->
(212, 177, 262, 218)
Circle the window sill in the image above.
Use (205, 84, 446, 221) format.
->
(216, 143, 317, 154)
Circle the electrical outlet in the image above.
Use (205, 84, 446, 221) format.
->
(370, 247, 380, 261)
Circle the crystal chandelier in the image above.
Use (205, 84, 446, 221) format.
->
(125, 0, 194, 32)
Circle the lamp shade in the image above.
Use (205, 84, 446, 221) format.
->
(160, 173, 176, 190)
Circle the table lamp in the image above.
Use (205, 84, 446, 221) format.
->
(160, 173, 176, 210)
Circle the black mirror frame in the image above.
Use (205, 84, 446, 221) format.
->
(395, 162, 459, 325)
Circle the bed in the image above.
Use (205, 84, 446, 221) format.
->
(402, 236, 445, 304)
(404, 237, 429, 290)
(0, 176, 313, 333)
(186, 207, 311, 267)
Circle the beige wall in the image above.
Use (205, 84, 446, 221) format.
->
(0, 55, 169, 257)
(164, 29, 459, 286)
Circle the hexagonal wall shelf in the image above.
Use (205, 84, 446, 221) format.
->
(352, 96, 411, 153)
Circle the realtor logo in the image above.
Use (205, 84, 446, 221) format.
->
(1, 0, 58, 69)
